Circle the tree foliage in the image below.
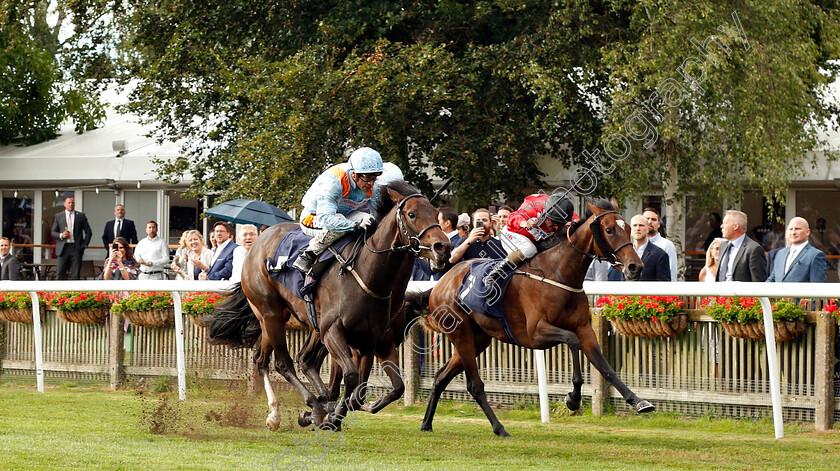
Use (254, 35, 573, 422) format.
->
(0, 0, 112, 145)
(120, 0, 626, 207)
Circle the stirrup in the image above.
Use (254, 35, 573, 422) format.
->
(292, 251, 316, 274)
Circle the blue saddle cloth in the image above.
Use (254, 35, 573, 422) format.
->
(455, 259, 520, 345)
(266, 227, 355, 300)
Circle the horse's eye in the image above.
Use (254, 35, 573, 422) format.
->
(605, 227, 614, 235)
(408, 212, 416, 219)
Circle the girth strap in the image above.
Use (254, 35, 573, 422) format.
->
(514, 270, 585, 293)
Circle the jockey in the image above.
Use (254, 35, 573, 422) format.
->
(291, 147, 386, 274)
(484, 192, 576, 284)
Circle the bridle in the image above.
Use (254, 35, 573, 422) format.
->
(365, 193, 441, 256)
(566, 210, 633, 269)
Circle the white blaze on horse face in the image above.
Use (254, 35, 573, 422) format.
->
(615, 219, 626, 231)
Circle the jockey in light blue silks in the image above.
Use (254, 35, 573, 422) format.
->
(292, 147, 403, 274)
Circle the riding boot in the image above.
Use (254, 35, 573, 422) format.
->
(483, 249, 528, 286)
(292, 249, 317, 274)
(292, 229, 345, 274)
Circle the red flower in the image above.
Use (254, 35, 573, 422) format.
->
(651, 316, 659, 322)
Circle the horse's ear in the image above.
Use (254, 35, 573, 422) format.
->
(387, 187, 404, 204)
(587, 202, 601, 215)
(610, 197, 620, 212)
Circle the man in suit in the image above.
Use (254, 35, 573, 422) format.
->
(643, 207, 678, 281)
(608, 215, 670, 281)
(0, 237, 21, 280)
(102, 204, 138, 248)
(716, 210, 767, 282)
(767, 217, 827, 282)
(205, 221, 238, 280)
(50, 196, 93, 280)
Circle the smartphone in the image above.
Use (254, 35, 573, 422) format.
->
(476, 220, 484, 228)
(112, 243, 119, 250)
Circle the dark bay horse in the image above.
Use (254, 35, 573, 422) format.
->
(207, 180, 451, 430)
(421, 198, 653, 437)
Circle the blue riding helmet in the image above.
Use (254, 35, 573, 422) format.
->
(376, 162, 404, 185)
(348, 147, 384, 175)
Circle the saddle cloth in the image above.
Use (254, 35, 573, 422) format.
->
(455, 259, 520, 345)
(265, 227, 355, 300)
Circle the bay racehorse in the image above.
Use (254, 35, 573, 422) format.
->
(421, 197, 653, 436)
(207, 180, 451, 430)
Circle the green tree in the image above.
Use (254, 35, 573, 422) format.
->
(120, 0, 624, 208)
(0, 1, 110, 146)
(592, 1, 840, 278)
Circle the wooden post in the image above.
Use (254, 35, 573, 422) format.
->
(248, 359, 261, 395)
(0, 321, 4, 379)
(590, 309, 609, 416)
(814, 311, 836, 431)
(109, 314, 125, 390)
(403, 326, 421, 406)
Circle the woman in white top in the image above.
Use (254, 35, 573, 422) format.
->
(170, 230, 214, 280)
(699, 238, 726, 282)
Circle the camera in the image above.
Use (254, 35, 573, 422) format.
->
(112, 243, 119, 250)
(476, 220, 484, 228)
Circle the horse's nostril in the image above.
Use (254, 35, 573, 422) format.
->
(433, 242, 447, 254)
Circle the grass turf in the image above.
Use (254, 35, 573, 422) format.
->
(0, 378, 838, 470)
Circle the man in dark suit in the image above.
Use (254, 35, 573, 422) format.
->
(717, 210, 767, 282)
(102, 204, 138, 248)
(50, 196, 93, 280)
(767, 217, 827, 282)
(205, 221, 238, 280)
(608, 215, 670, 281)
(0, 237, 21, 280)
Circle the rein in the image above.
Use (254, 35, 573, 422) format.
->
(338, 192, 440, 300)
(364, 193, 441, 256)
(514, 270, 585, 293)
(566, 210, 632, 270)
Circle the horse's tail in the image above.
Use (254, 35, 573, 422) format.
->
(207, 283, 262, 349)
(396, 287, 435, 343)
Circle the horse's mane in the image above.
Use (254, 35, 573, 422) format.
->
(370, 180, 421, 221)
(568, 197, 615, 235)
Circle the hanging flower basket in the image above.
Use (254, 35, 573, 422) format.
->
(825, 299, 839, 326)
(0, 307, 46, 323)
(0, 292, 47, 323)
(610, 314, 688, 338)
(181, 292, 227, 328)
(111, 292, 175, 328)
(121, 309, 175, 328)
(704, 297, 807, 342)
(44, 292, 114, 325)
(597, 296, 687, 338)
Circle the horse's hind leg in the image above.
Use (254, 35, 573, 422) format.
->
(262, 318, 328, 426)
(255, 332, 284, 431)
(578, 324, 654, 413)
(296, 331, 331, 401)
(321, 327, 360, 430)
(532, 319, 583, 411)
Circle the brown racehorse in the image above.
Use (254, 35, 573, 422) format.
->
(421, 197, 653, 437)
(207, 180, 451, 430)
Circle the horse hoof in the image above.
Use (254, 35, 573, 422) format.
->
(359, 402, 374, 413)
(495, 428, 512, 438)
(298, 411, 313, 427)
(636, 400, 655, 414)
(420, 425, 433, 433)
(267, 416, 281, 431)
(565, 393, 581, 412)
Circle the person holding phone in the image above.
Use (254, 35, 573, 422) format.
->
(103, 237, 138, 280)
(448, 208, 505, 265)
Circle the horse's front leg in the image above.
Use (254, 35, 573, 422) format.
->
(321, 328, 361, 430)
(360, 346, 405, 414)
(296, 331, 331, 401)
(577, 324, 655, 413)
(531, 319, 583, 412)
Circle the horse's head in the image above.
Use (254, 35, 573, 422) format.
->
(584, 197, 644, 280)
(371, 180, 452, 269)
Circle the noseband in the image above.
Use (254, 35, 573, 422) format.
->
(566, 210, 633, 269)
(366, 193, 441, 256)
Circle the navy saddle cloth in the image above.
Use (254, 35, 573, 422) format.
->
(455, 259, 519, 345)
(266, 227, 355, 300)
